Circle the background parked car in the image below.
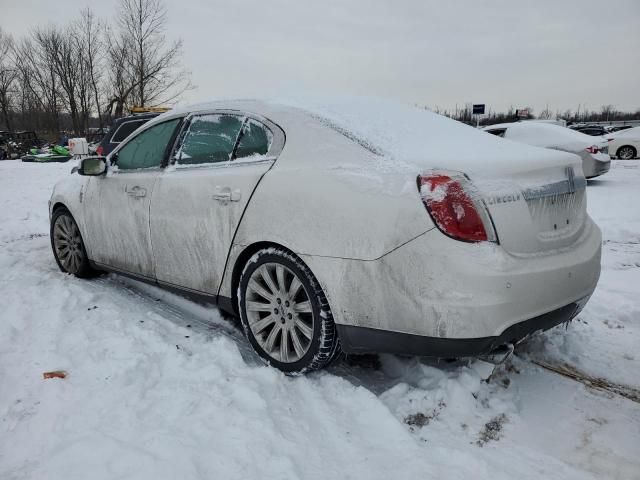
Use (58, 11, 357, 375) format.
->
(94, 112, 159, 156)
(605, 126, 640, 160)
(569, 124, 609, 136)
(483, 122, 611, 178)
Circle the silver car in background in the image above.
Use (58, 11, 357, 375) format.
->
(483, 121, 611, 178)
(49, 99, 602, 374)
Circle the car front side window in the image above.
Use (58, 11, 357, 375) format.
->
(177, 114, 244, 165)
(115, 119, 181, 170)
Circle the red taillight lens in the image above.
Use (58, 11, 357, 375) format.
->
(418, 173, 494, 243)
(585, 145, 599, 154)
(96, 145, 104, 156)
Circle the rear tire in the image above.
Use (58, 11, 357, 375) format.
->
(617, 146, 636, 160)
(238, 248, 341, 374)
(50, 208, 98, 278)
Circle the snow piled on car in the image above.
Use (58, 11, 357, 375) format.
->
(274, 95, 581, 178)
(1, 160, 639, 480)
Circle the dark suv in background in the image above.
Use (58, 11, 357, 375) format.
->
(95, 113, 160, 156)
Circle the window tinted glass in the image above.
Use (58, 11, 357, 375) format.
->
(235, 119, 272, 159)
(112, 120, 146, 143)
(178, 114, 243, 165)
(116, 119, 180, 170)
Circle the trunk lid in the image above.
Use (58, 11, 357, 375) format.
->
(474, 160, 588, 255)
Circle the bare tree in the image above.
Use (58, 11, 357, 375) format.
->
(0, 27, 18, 130)
(104, 26, 138, 119)
(13, 35, 61, 132)
(32, 26, 85, 134)
(117, 0, 192, 108)
(538, 105, 553, 120)
(75, 8, 105, 128)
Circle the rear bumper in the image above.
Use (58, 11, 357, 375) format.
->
(303, 217, 601, 342)
(337, 296, 587, 357)
(583, 153, 611, 178)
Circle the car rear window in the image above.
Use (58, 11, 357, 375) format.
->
(111, 120, 147, 143)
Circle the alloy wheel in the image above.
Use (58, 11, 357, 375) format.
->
(618, 146, 636, 160)
(245, 262, 314, 363)
(52, 214, 84, 274)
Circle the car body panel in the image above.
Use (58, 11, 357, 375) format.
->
(151, 159, 276, 294)
(299, 216, 601, 338)
(83, 169, 161, 277)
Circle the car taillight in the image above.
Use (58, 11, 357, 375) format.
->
(96, 145, 104, 156)
(585, 145, 599, 154)
(418, 172, 496, 243)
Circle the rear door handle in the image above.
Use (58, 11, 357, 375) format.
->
(126, 185, 147, 198)
(212, 187, 241, 204)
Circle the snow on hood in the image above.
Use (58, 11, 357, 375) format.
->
(484, 122, 605, 152)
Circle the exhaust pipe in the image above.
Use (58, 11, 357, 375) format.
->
(479, 343, 514, 365)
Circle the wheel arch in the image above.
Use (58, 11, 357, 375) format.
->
(226, 241, 296, 316)
(51, 202, 70, 215)
(617, 144, 637, 158)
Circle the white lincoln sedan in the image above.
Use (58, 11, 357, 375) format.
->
(49, 99, 602, 373)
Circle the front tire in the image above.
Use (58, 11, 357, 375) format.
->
(617, 146, 637, 160)
(238, 248, 341, 374)
(50, 208, 97, 278)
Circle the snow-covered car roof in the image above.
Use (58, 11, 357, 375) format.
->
(143, 97, 580, 178)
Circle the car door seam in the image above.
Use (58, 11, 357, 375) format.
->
(215, 161, 279, 301)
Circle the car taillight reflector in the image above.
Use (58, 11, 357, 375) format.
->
(418, 173, 495, 243)
(585, 145, 599, 154)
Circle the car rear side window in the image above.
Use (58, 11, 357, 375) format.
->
(111, 120, 146, 143)
(235, 119, 272, 159)
(177, 114, 243, 165)
(116, 119, 180, 170)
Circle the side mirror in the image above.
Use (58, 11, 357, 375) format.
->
(78, 156, 107, 176)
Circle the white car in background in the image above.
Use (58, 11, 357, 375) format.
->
(483, 122, 611, 178)
(605, 126, 640, 160)
(48, 99, 602, 374)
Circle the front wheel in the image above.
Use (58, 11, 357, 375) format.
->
(238, 248, 341, 374)
(50, 209, 98, 278)
(617, 146, 637, 160)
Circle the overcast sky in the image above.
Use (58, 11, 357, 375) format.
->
(2, 0, 639, 114)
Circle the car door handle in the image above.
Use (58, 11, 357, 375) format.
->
(212, 187, 241, 204)
(126, 185, 147, 198)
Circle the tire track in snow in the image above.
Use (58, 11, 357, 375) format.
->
(527, 357, 640, 403)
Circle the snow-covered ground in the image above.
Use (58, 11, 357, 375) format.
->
(1, 160, 639, 480)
